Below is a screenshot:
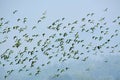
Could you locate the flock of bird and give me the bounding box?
[0,8,120,79]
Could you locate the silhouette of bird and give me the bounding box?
[13,10,18,14]
[104,8,108,12]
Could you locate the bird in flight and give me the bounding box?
[104,8,108,12]
[13,10,18,14]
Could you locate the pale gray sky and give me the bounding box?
[0,0,120,80]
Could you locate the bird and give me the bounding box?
[42,64,45,66]
[65,67,69,70]
[86,68,90,71]
[87,13,90,16]
[99,17,105,21]
[41,16,46,19]
[60,69,65,73]
[4,75,8,79]
[104,8,108,12]
[81,18,85,21]
[4,21,9,24]
[72,20,78,24]
[37,20,41,23]
[82,56,88,61]
[42,33,45,37]
[32,26,36,30]
[62,17,65,21]
[53,74,60,78]
[47,61,51,64]
[42,10,47,15]
[23,17,27,23]
[17,18,20,22]
[13,10,18,14]
[91,13,94,16]
[0,17,4,21]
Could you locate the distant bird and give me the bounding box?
[68,23,71,26]
[113,19,117,23]
[62,18,65,21]
[86,68,90,71]
[42,33,45,37]
[23,17,27,23]
[81,18,85,21]
[4,21,9,24]
[99,17,105,21]
[4,75,8,79]
[87,13,90,16]
[53,74,60,78]
[41,16,46,19]
[72,20,78,24]
[60,69,64,73]
[42,10,47,15]
[82,56,88,61]
[13,10,18,14]
[42,64,45,66]
[104,60,108,63]
[32,26,36,30]
[118,22,120,25]
[104,8,108,12]
[47,61,51,64]
[28,73,32,76]
[91,13,94,16]
[37,20,41,23]
[17,18,20,22]
[117,16,120,19]
[0,17,4,21]
[0,23,3,26]
[65,67,69,70]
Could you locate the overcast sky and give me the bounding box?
[0,0,120,80]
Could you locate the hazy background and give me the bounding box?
[0,0,120,80]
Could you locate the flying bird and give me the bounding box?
[13,10,18,14]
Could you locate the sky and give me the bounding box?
[0,0,120,80]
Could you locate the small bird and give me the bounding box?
[42,33,45,37]
[37,20,41,23]
[87,13,90,16]
[53,74,60,78]
[60,69,65,73]
[47,61,51,64]
[13,10,18,14]
[99,17,105,21]
[23,17,27,23]
[32,26,37,30]
[81,18,85,21]
[42,10,47,15]
[65,67,69,70]
[62,17,65,20]
[42,64,45,66]
[104,60,108,63]
[4,21,9,24]
[41,16,46,19]
[82,56,88,61]
[91,13,94,16]
[97,46,101,49]
[118,22,120,25]
[104,8,108,12]
[4,75,8,79]
[0,17,4,21]
[17,18,20,22]
[72,20,78,24]
[86,68,90,71]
